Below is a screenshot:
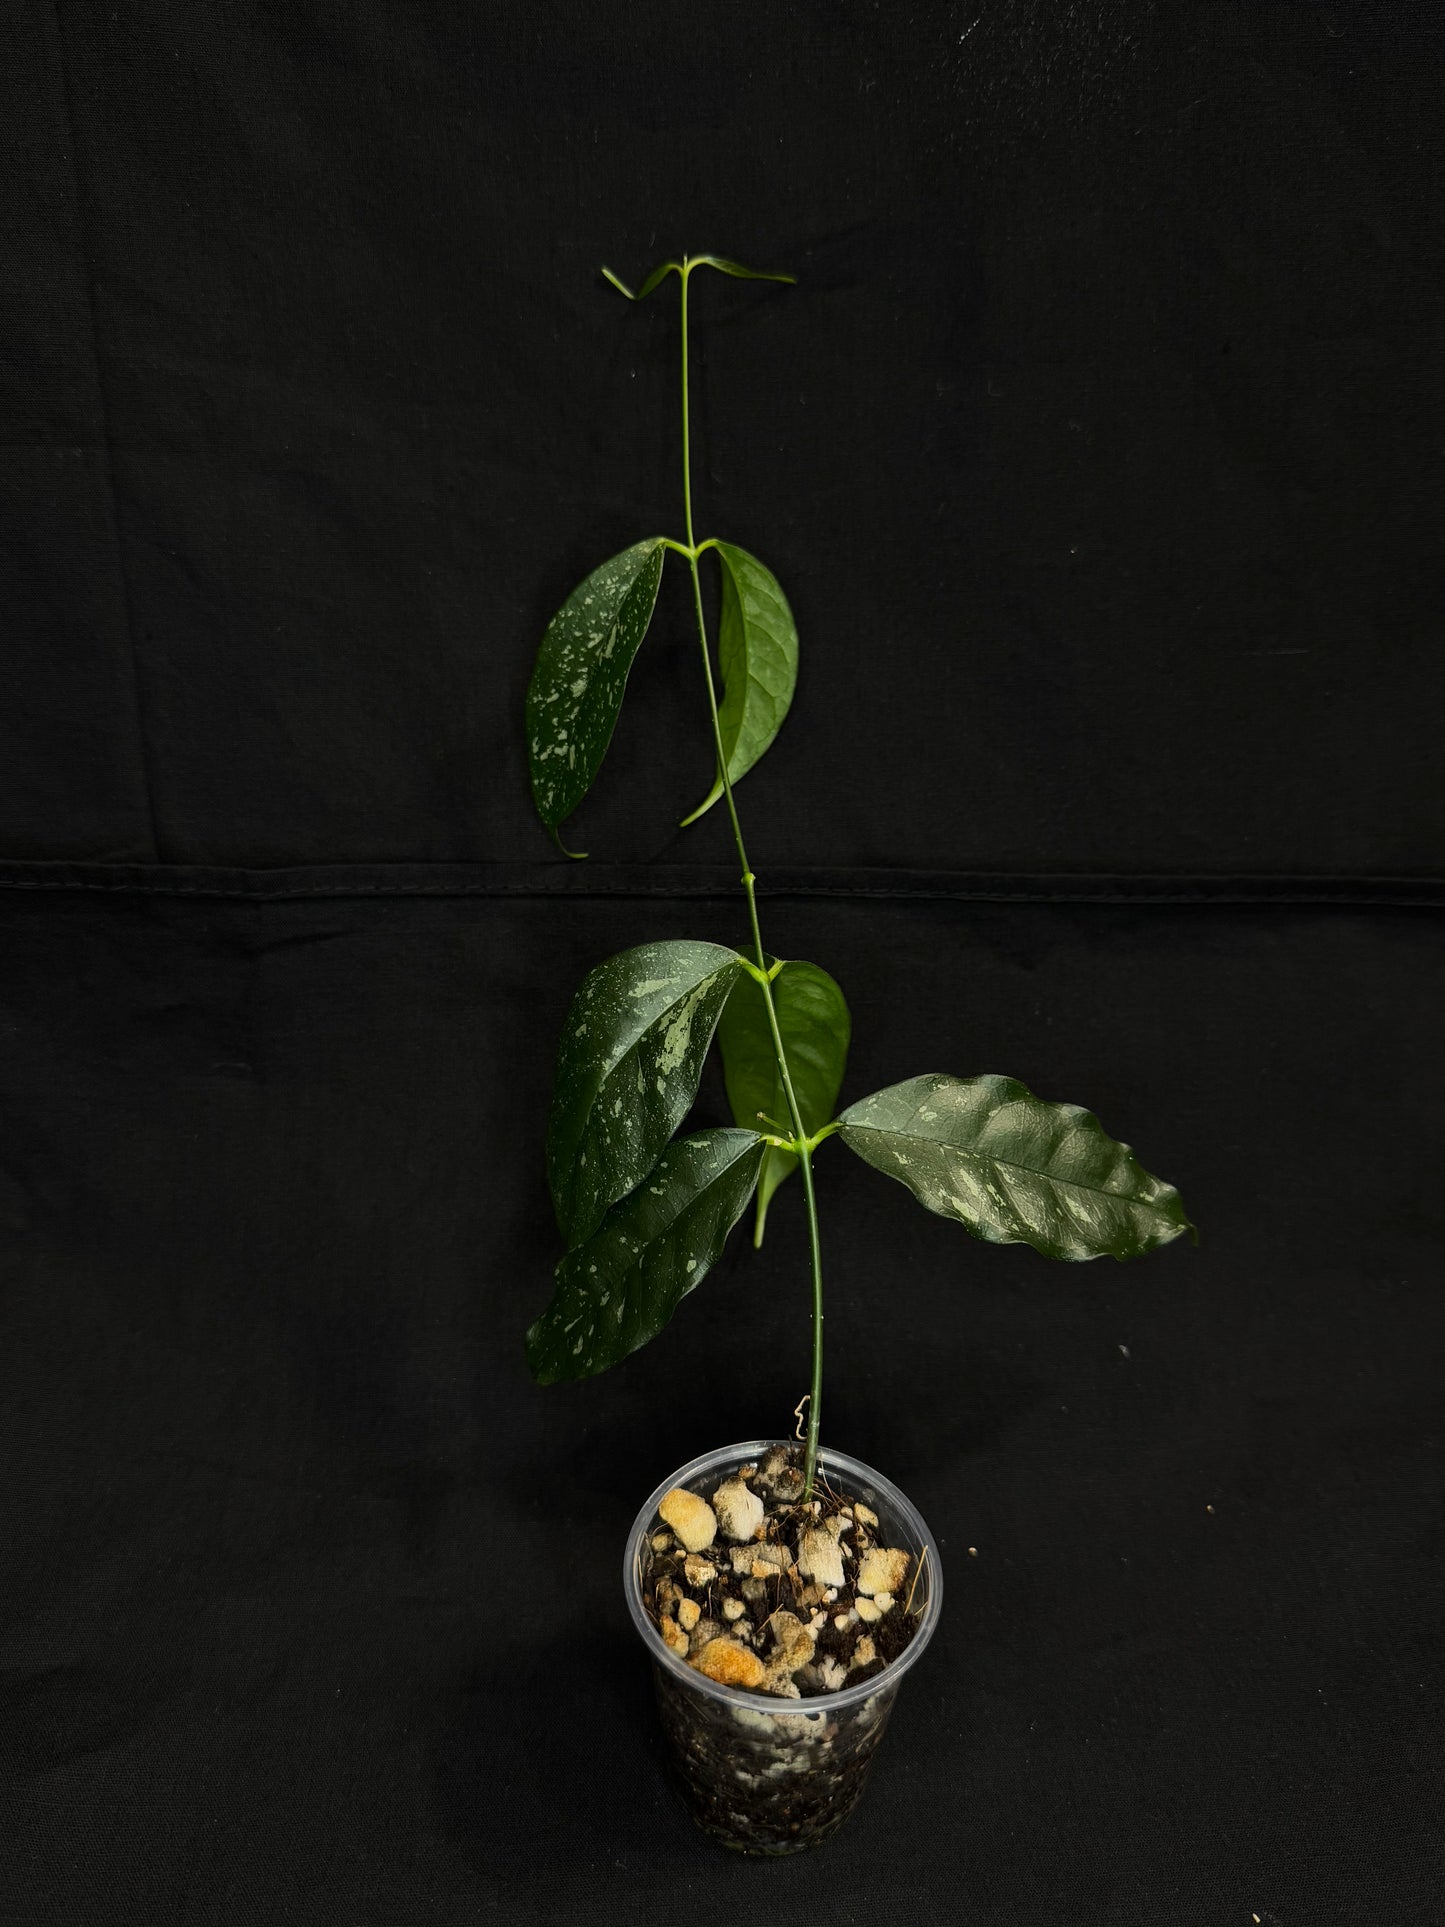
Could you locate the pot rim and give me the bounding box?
[623,1437,944,1718]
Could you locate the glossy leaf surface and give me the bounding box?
[547,940,745,1249]
[527,1129,765,1383]
[717,958,850,1244]
[526,540,665,849]
[838,1073,1193,1262]
[684,543,798,825]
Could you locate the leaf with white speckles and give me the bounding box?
[683,544,798,826]
[717,957,850,1246]
[548,940,747,1249]
[526,540,666,852]
[526,1129,765,1384]
[838,1074,1194,1262]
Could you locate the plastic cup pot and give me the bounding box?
[623,1439,943,1855]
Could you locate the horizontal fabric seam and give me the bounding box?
[0,862,1440,909]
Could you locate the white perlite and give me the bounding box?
[856,1546,910,1597]
[731,1542,789,1577]
[766,1610,816,1677]
[658,1487,717,1553]
[712,1478,765,1543]
[796,1526,846,1588]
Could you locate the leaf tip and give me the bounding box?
[549,826,588,861]
[678,780,722,829]
[599,265,635,299]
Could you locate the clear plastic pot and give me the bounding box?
[624,1439,943,1854]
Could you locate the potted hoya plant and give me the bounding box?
[523,254,1194,1854]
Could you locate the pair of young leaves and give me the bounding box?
[524,936,1194,1385]
[526,536,796,853]
[527,250,800,850]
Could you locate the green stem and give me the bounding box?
[679,259,826,1496]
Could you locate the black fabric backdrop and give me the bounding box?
[2,4,1443,1923]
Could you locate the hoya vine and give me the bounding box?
[524,254,1194,1498]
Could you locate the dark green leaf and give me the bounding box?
[527,1129,765,1383]
[683,544,799,825]
[526,540,666,851]
[838,1073,1194,1262]
[717,958,850,1244]
[548,940,747,1248]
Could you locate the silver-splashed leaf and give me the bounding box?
[547,940,748,1248]
[839,1073,1194,1262]
[527,1129,765,1383]
[526,539,666,850]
